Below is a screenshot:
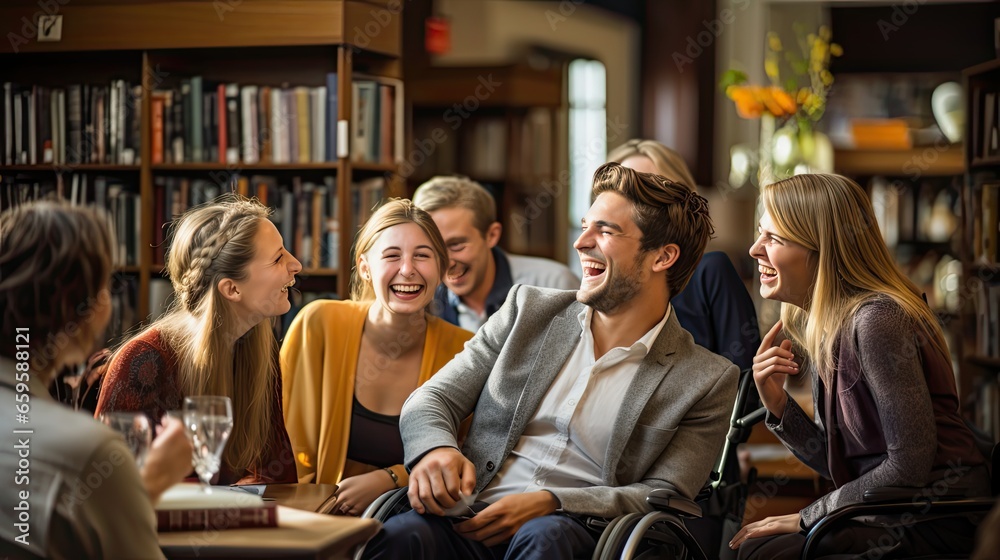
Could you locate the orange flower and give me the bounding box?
[727,85,797,119]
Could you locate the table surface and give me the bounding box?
[159,505,380,560]
[159,484,380,560]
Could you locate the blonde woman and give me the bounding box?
[608,139,760,371]
[97,195,301,485]
[731,174,990,559]
[281,199,472,515]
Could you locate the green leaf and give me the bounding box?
[719,69,748,91]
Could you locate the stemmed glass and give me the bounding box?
[99,411,153,468]
[182,396,233,493]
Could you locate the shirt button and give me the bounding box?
[486,461,495,471]
[568,399,577,406]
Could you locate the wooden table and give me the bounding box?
[262,483,339,513]
[159,484,379,559]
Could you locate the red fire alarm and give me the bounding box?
[425,16,451,55]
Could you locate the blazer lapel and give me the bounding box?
[506,305,583,445]
[602,310,681,482]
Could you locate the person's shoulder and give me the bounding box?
[114,328,171,366]
[19,401,122,472]
[298,298,367,323]
[852,294,913,334]
[510,283,579,303]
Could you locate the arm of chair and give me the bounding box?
[801,497,996,560]
[646,488,703,518]
[862,485,969,504]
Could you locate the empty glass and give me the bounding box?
[98,411,153,468]
[182,396,234,493]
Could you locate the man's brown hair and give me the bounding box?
[591,162,714,296]
[0,200,116,376]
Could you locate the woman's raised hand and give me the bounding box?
[752,320,798,418]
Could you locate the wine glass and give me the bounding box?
[182,396,233,493]
[99,411,153,468]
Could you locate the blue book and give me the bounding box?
[325,73,337,161]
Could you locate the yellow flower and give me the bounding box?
[767,32,783,52]
[830,43,843,57]
[765,59,780,80]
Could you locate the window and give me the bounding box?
[567,58,607,275]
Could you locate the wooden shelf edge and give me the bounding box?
[967,354,1000,369]
[0,0,401,56]
[1,165,141,172]
[833,146,965,176]
[152,163,342,172]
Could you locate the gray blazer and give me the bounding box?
[401,285,739,518]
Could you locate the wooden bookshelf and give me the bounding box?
[961,59,1000,440]
[0,0,405,342]
[407,63,566,261]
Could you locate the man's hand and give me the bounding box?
[407,447,476,515]
[141,416,193,504]
[728,513,801,549]
[331,469,396,516]
[453,492,560,547]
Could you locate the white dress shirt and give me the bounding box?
[476,305,671,504]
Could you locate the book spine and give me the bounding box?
[151,95,164,165]
[156,506,278,532]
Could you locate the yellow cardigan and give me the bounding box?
[279,299,472,486]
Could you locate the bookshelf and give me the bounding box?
[962,58,1000,441]
[0,0,406,343]
[406,63,566,260]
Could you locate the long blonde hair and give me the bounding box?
[763,174,950,383]
[350,198,448,302]
[128,195,276,473]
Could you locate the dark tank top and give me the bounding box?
[345,396,404,468]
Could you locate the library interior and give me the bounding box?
[1,1,999,559]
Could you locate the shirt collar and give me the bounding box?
[447,247,515,316]
[577,303,672,357]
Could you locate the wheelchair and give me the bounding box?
[798,439,998,560]
[354,367,764,560]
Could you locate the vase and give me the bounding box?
[759,117,833,186]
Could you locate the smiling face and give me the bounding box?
[427,206,500,299]
[574,192,654,314]
[358,222,442,315]
[230,219,302,320]
[749,210,817,308]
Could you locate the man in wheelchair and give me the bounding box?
[362,163,740,559]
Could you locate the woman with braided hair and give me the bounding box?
[96,195,302,485]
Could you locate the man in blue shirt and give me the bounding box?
[413,176,579,332]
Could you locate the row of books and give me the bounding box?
[869,176,960,248]
[150,74,401,166]
[975,89,1000,160]
[152,174,340,270]
[975,281,1000,359]
[975,182,1000,265]
[0,173,141,266]
[975,378,1000,443]
[2,81,141,166]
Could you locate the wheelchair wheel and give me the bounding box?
[593,512,644,560]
